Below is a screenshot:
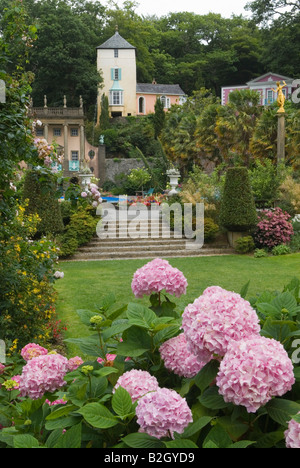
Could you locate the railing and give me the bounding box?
[30,107,84,117]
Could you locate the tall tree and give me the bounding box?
[0,0,105,111]
[153,97,165,139]
[215,89,262,167]
[245,0,300,24]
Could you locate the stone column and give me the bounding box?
[80,124,85,166]
[63,124,69,171]
[277,113,285,164]
[44,123,49,141]
[97,144,106,187]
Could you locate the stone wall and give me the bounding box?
[105,158,145,182]
[85,143,147,185]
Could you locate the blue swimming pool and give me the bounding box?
[102,196,129,203]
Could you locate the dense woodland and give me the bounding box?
[0,0,299,173]
[0,0,299,111]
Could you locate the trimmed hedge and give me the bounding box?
[219,167,257,232]
[22,169,64,236]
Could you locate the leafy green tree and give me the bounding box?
[0,0,38,223]
[99,94,110,131]
[161,89,220,173]
[245,0,300,24]
[215,89,262,167]
[153,97,165,139]
[0,0,104,111]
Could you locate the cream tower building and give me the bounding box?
[97,29,137,119]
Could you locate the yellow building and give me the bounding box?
[29,95,86,173]
[97,29,137,119]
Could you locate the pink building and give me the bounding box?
[221,72,295,106]
[136,82,186,115]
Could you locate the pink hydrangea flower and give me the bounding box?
[159,333,206,378]
[19,354,69,400]
[216,336,295,413]
[113,369,159,402]
[131,258,188,298]
[285,413,300,448]
[45,399,67,406]
[97,354,117,366]
[136,387,193,439]
[21,343,48,362]
[0,363,5,375]
[181,287,261,363]
[68,356,84,371]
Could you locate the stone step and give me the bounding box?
[77,243,205,253]
[87,237,200,246]
[67,247,235,261]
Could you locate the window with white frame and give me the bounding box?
[71,151,79,161]
[160,95,170,109]
[114,49,118,58]
[267,90,274,103]
[110,90,123,106]
[53,128,61,137]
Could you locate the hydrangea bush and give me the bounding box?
[254,207,294,250]
[0,258,300,449]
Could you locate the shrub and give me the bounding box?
[57,206,98,258]
[254,207,294,250]
[22,168,64,236]
[204,218,219,241]
[279,175,300,216]
[0,205,60,350]
[219,167,257,232]
[235,236,255,253]
[249,159,286,204]
[254,248,268,258]
[272,244,292,256]
[289,233,300,253]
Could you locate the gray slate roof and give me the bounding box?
[136,83,185,95]
[97,31,135,49]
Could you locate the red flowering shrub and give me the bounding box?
[254,207,294,249]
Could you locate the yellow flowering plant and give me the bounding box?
[0,203,61,351]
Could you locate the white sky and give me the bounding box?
[110,0,252,19]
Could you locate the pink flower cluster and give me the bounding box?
[285,413,300,448]
[254,207,294,249]
[131,258,188,298]
[113,369,159,402]
[97,354,118,366]
[0,363,5,375]
[216,336,295,413]
[81,183,102,207]
[136,387,192,439]
[21,343,48,362]
[159,333,206,378]
[33,137,63,169]
[19,354,69,400]
[45,399,67,406]
[181,286,261,363]
[68,356,84,371]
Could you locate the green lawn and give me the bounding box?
[55,253,300,356]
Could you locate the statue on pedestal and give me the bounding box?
[272,81,287,113]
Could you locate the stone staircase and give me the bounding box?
[67,213,235,261]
